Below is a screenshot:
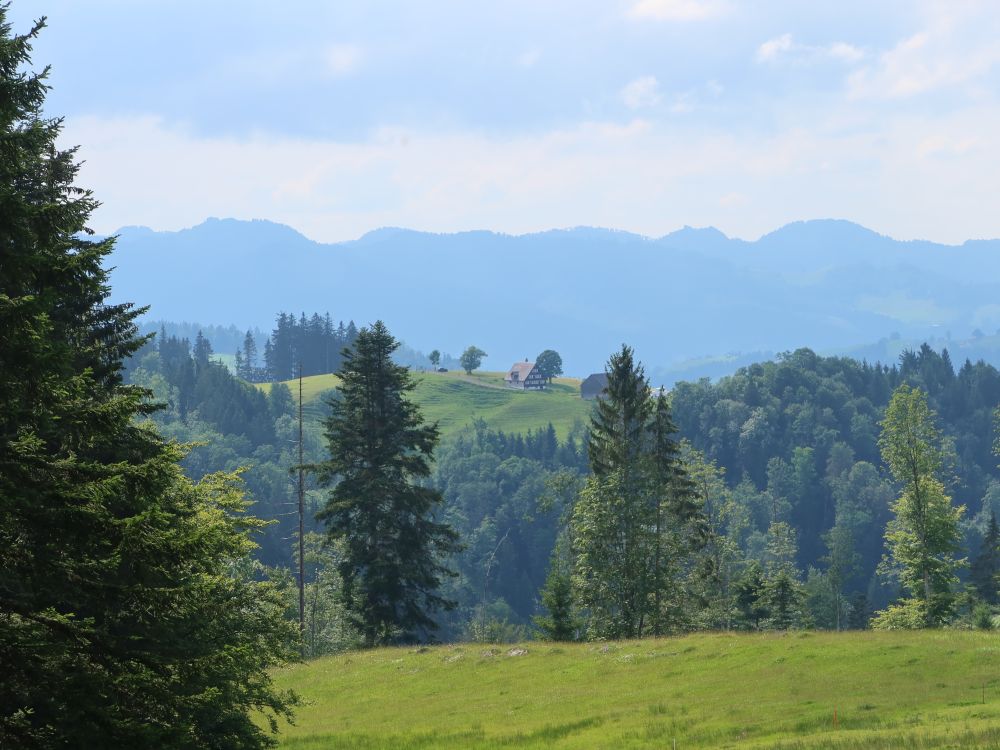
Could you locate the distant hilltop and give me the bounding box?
[106,217,1000,379]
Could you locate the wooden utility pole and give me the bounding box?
[297,365,306,650]
[481,529,510,640]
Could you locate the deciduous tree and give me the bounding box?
[460,345,486,374]
[874,385,963,627]
[535,349,563,382]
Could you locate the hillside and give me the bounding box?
[259,370,591,440]
[106,218,1000,379]
[269,631,1000,749]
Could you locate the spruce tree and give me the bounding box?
[588,345,652,478]
[646,393,702,634]
[316,321,460,646]
[242,329,258,379]
[0,13,294,747]
[971,512,1000,604]
[573,346,707,638]
[193,329,213,367]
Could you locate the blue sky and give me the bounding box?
[11,1,1000,243]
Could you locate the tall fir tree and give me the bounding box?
[573,346,706,638]
[193,329,213,367]
[242,329,258,380]
[971,512,1000,605]
[646,393,703,634]
[316,321,460,646]
[0,13,295,747]
[587,344,652,479]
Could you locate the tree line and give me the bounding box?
[235,312,360,382]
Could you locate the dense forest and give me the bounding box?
[121,323,1000,640]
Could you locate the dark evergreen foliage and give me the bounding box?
[971,511,1000,604]
[316,321,461,645]
[0,13,294,747]
[533,563,579,641]
[588,344,653,478]
[261,311,359,381]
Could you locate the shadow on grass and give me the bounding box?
[280,717,603,749]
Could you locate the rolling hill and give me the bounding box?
[268,630,1000,749]
[106,218,1000,381]
[258,370,591,440]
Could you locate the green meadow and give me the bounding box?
[270,631,1000,749]
[259,370,591,440]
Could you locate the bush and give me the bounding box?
[870,599,928,630]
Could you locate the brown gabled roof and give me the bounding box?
[505,361,536,381]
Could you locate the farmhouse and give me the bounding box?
[505,360,547,390]
[580,373,608,399]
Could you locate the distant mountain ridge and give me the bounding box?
[105,218,1000,379]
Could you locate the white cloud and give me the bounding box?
[828,42,865,64]
[628,0,727,22]
[757,34,794,63]
[621,76,661,109]
[756,34,863,65]
[325,44,362,76]
[848,29,1000,99]
[61,106,1000,245]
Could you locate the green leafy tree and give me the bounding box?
[875,385,964,627]
[535,349,563,382]
[0,13,295,747]
[460,345,486,375]
[428,349,441,368]
[317,321,461,646]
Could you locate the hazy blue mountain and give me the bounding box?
[106,218,1000,379]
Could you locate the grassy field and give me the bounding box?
[259,370,591,440]
[269,631,1000,749]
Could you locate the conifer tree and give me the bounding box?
[193,329,213,367]
[646,393,702,634]
[242,329,258,379]
[0,13,294,747]
[573,346,706,638]
[588,345,652,479]
[533,552,579,641]
[316,321,460,646]
[971,512,1000,604]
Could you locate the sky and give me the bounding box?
[10,0,1000,243]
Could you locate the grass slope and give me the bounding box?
[270,631,1000,749]
[260,371,591,440]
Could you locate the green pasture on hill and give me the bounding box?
[269,631,1000,749]
[258,371,591,440]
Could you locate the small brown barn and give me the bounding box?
[580,373,609,399]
